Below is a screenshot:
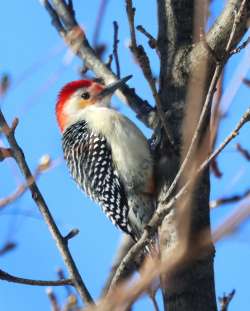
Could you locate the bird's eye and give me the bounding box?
[81,92,90,100]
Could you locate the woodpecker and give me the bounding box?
[56,76,155,240]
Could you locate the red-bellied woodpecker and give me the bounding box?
[56,76,155,240]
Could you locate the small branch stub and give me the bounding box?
[0,148,13,161]
[64,228,80,242]
[219,289,236,311]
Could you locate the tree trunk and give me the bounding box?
[155,1,248,310]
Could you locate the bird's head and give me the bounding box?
[56,75,132,131]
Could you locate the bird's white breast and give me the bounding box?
[71,106,153,191]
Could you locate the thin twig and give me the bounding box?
[0,73,11,97]
[125,0,175,150]
[0,155,57,209]
[106,54,113,70]
[92,0,109,47]
[41,0,156,128]
[0,269,73,286]
[112,21,120,78]
[161,64,222,204]
[136,25,158,50]
[219,290,236,311]
[64,228,80,243]
[0,171,39,209]
[0,147,13,161]
[41,0,66,34]
[0,242,17,256]
[86,204,250,310]
[110,107,250,287]
[213,200,250,243]
[211,70,224,146]
[236,142,250,160]
[210,71,224,178]
[210,159,223,178]
[102,201,246,311]
[210,189,250,208]
[148,290,160,311]
[161,0,248,204]
[0,110,94,305]
[230,36,250,55]
[102,235,135,295]
[243,78,250,87]
[47,288,61,311]
[57,268,73,296]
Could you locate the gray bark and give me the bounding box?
[155,1,249,310]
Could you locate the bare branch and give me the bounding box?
[0,242,17,256]
[230,36,250,55]
[236,142,250,161]
[46,288,61,311]
[92,0,110,47]
[125,0,175,150]
[219,290,236,311]
[210,189,250,208]
[64,228,80,243]
[136,25,158,51]
[41,0,156,128]
[57,268,73,296]
[112,21,120,79]
[148,289,160,311]
[210,71,224,178]
[0,268,73,286]
[0,110,94,305]
[0,73,11,97]
[162,0,249,204]
[0,147,13,161]
[41,0,66,34]
[102,235,135,295]
[210,159,223,178]
[0,155,55,209]
[213,200,250,243]
[110,107,250,287]
[190,0,249,71]
[243,78,250,87]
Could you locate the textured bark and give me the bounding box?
[155,1,249,310]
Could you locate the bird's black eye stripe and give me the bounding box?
[81,92,90,100]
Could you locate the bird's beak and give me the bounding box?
[95,75,132,100]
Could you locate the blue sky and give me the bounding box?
[0,1,250,310]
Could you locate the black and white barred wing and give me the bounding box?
[62,121,132,236]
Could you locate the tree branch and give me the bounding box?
[0,154,56,209]
[210,189,250,209]
[102,235,135,295]
[160,0,247,206]
[136,25,158,51]
[110,106,250,287]
[0,147,13,161]
[0,110,94,305]
[219,290,236,311]
[190,0,249,71]
[0,268,73,286]
[236,142,250,160]
[125,0,175,150]
[46,288,61,311]
[112,21,120,79]
[40,0,156,128]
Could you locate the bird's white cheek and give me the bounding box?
[64,97,82,115]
